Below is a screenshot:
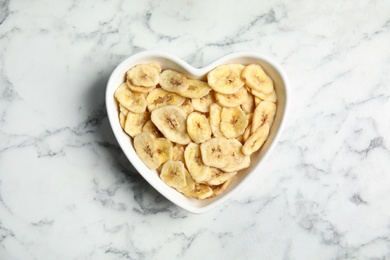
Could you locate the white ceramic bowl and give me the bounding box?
[106,51,289,214]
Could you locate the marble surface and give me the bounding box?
[0,0,390,259]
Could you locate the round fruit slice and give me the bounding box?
[160,160,187,190]
[114,83,147,113]
[179,79,212,98]
[220,106,248,139]
[242,123,270,156]
[215,86,249,107]
[124,111,150,138]
[126,80,156,93]
[184,143,215,183]
[242,64,273,94]
[146,88,185,112]
[251,101,276,133]
[186,183,213,200]
[251,88,277,103]
[191,91,215,113]
[151,106,191,145]
[186,112,211,144]
[159,69,189,93]
[134,132,163,170]
[126,62,161,87]
[221,139,250,172]
[200,137,230,168]
[207,64,245,94]
[142,120,162,138]
[205,168,237,186]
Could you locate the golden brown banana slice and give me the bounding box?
[146,88,186,112]
[126,80,157,93]
[151,106,191,145]
[191,91,215,113]
[251,101,276,133]
[172,144,186,162]
[242,64,273,94]
[134,132,163,170]
[180,79,212,98]
[186,112,212,144]
[126,62,161,87]
[251,88,277,103]
[124,111,150,138]
[186,183,213,200]
[241,91,255,114]
[160,160,187,190]
[215,87,249,107]
[205,168,237,186]
[179,98,194,115]
[242,123,270,156]
[159,69,189,93]
[119,112,126,129]
[200,137,230,168]
[210,178,233,198]
[178,171,196,195]
[184,143,214,183]
[209,103,223,137]
[220,107,248,139]
[207,64,245,94]
[142,120,162,138]
[114,83,147,113]
[221,139,250,172]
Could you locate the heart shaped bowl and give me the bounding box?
[106,51,289,214]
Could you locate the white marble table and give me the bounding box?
[1,0,390,259]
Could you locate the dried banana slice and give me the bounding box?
[114,83,147,113]
[191,91,215,113]
[200,137,230,168]
[221,139,250,172]
[124,111,150,138]
[179,98,194,115]
[215,87,249,107]
[160,160,187,190]
[134,132,163,170]
[126,80,157,93]
[206,168,237,186]
[142,120,162,138]
[127,62,161,87]
[159,69,189,93]
[178,171,196,195]
[172,144,186,162]
[186,112,212,144]
[242,123,270,156]
[146,88,186,112]
[241,91,255,114]
[252,101,276,133]
[242,123,252,143]
[180,79,211,98]
[184,143,214,183]
[210,178,233,198]
[119,104,129,116]
[151,106,191,145]
[186,183,213,200]
[251,88,277,103]
[220,107,248,139]
[207,64,245,94]
[155,138,173,164]
[209,103,223,137]
[242,64,273,94]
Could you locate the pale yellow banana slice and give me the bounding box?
[251,88,277,103]
[242,64,273,94]
[252,101,276,133]
[241,92,255,114]
[209,103,223,137]
[242,123,252,143]
[151,106,191,145]
[205,168,237,186]
[200,137,230,168]
[191,91,215,113]
[160,160,187,190]
[127,62,161,87]
[210,178,233,198]
[207,64,245,94]
[134,132,163,170]
[126,80,156,93]
[220,107,248,139]
[179,98,194,115]
[172,144,186,162]
[184,143,214,183]
[178,171,196,195]
[159,69,189,93]
[186,112,212,144]
[242,123,270,156]
[114,83,147,113]
[155,138,173,164]
[186,183,213,200]
[146,88,185,112]
[124,111,150,138]
[221,139,250,172]
[179,79,211,98]
[215,86,249,107]
[119,112,126,129]
[142,120,162,138]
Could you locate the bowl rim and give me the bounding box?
[106,50,289,214]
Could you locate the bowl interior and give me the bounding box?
[106,51,288,214]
